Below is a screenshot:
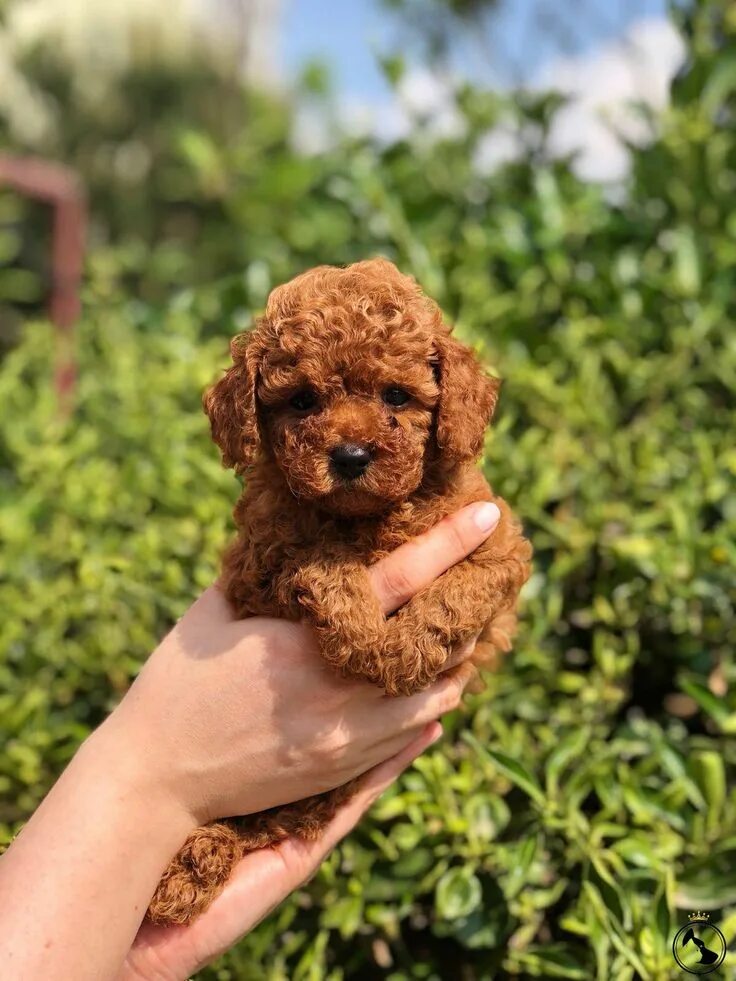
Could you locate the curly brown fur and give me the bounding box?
[147,258,532,925]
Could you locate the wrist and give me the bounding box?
[84,714,198,844]
[0,717,199,978]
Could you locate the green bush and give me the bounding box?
[1,2,735,978]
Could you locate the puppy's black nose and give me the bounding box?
[330,443,372,480]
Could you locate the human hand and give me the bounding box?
[122,724,442,980]
[101,500,499,829]
[0,502,499,981]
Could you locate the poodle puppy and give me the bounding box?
[147,258,532,925]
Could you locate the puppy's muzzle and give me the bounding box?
[330,443,373,481]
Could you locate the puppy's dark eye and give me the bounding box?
[382,386,411,407]
[289,389,319,412]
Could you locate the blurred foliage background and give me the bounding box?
[1,0,735,978]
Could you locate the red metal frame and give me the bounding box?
[0,156,86,398]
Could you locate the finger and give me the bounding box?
[188,583,235,623]
[311,722,443,852]
[465,670,487,695]
[364,642,479,752]
[441,633,479,672]
[368,502,500,614]
[385,660,478,732]
[366,660,482,767]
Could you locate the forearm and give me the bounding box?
[0,719,194,980]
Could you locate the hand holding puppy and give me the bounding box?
[109,501,500,829]
[0,504,498,981]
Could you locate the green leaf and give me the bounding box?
[378,54,405,87]
[653,885,671,946]
[679,678,732,730]
[690,750,726,824]
[435,867,483,920]
[701,51,736,115]
[672,227,701,296]
[503,835,539,900]
[320,896,363,939]
[545,726,591,794]
[463,733,545,806]
[514,945,590,979]
[675,850,736,909]
[465,793,511,841]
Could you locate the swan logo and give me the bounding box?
[672,912,726,975]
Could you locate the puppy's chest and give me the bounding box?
[240,511,428,619]
[229,468,487,620]
[265,515,409,571]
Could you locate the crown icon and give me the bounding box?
[688,911,710,923]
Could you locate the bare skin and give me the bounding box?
[0,501,499,981]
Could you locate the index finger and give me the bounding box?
[368,502,500,614]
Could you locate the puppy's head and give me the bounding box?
[204,258,498,517]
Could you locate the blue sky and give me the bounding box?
[280,0,683,182]
[281,0,669,101]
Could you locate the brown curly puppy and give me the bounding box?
[147,258,532,925]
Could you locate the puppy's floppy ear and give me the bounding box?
[432,330,500,462]
[203,332,263,472]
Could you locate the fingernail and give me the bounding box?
[472,502,500,533]
[428,722,443,746]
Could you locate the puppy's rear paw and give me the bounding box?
[480,610,518,654]
[147,822,242,925]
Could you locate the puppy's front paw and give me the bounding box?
[290,563,387,682]
[378,626,453,695]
